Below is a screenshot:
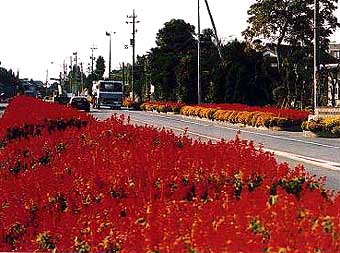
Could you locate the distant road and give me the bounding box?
[0,103,8,117]
[91,109,340,191]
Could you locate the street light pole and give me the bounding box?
[313,0,319,113]
[197,0,201,104]
[106,32,114,79]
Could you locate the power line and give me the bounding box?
[204,0,223,63]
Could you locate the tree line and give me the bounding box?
[117,0,339,108]
[0,66,18,98]
[3,0,340,108]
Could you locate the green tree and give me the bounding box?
[137,19,273,105]
[0,66,18,97]
[95,56,106,80]
[85,73,97,95]
[243,0,339,59]
[243,0,339,107]
[221,40,272,105]
[199,29,224,103]
[134,55,151,101]
[148,19,196,102]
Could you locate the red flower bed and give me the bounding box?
[0,96,339,252]
[198,103,310,122]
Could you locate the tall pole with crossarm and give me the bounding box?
[127,9,140,100]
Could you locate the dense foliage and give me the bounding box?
[184,104,310,121]
[0,66,18,98]
[140,101,185,113]
[0,96,339,252]
[181,107,304,130]
[302,116,340,137]
[140,101,309,129]
[243,0,340,108]
[136,19,273,105]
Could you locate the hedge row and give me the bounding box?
[140,102,340,137]
[181,106,302,129]
[195,103,310,121]
[302,116,340,137]
[122,98,141,110]
[140,101,185,114]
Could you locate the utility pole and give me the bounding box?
[197,0,201,104]
[314,0,319,113]
[126,9,140,100]
[90,44,97,74]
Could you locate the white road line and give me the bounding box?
[221,126,340,150]
[130,118,340,172]
[129,111,340,150]
[126,110,211,127]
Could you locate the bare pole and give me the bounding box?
[109,34,111,79]
[198,0,201,104]
[133,10,135,99]
[314,0,319,113]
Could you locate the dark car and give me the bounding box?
[69,96,90,112]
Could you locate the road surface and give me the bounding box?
[91,108,340,191]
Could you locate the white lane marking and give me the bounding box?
[128,110,340,150]
[221,125,340,150]
[144,111,340,149]
[262,149,340,172]
[130,118,340,171]
[126,110,211,127]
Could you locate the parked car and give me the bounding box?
[69,96,90,112]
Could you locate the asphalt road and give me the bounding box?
[91,109,340,191]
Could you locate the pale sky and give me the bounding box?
[0,0,339,81]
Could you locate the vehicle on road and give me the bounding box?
[69,96,90,112]
[92,80,123,109]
